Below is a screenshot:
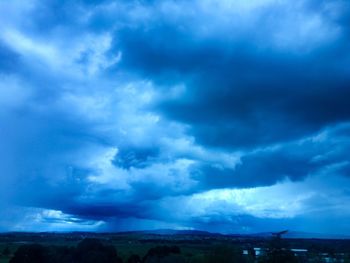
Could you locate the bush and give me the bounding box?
[10,244,51,263]
[74,238,123,263]
[2,246,11,256]
[143,245,182,263]
[258,238,298,263]
[127,254,141,263]
[188,254,208,263]
[206,245,244,263]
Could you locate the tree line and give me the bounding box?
[8,237,301,263]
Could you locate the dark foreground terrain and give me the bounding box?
[1,231,350,262]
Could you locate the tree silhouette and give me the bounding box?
[258,237,298,263]
[2,246,11,257]
[127,254,141,263]
[206,244,244,263]
[74,238,123,263]
[10,244,51,263]
[142,245,182,263]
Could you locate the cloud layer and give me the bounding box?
[0,0,350,234]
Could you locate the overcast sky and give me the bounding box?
[1,0,350,234]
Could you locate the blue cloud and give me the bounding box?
[0,0,350,234]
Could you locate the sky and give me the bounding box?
[0,0,350,235]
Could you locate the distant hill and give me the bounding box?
[246,231,350,239]
[116,229,221,236]
[285,231,350,239]
[116,229,350,240]
[2,229,350,240]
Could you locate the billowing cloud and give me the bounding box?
[0,0,350,234]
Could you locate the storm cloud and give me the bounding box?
[0,0,350,234]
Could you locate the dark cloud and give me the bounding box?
[113,146,159,169]
[63,203,146,220]
[1,0,350,233]
[160,71,350,149]
[114,0,350,149]
[191,139,342,189]
[117,24,223,78]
